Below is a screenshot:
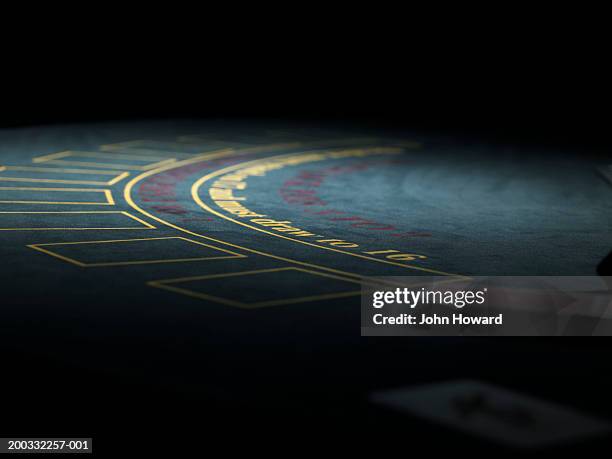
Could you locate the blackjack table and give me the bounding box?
[1,120,611,453]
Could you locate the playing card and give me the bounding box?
[371,380,611,448]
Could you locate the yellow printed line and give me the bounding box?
[0,176,128,186]
[0,166,130,186]
[124,144,370,280]
[248,291,362,308]
[0,187,114,205]
[32,151,74,162]
[120,212,156,229]
[190,150,463,277]
[146,283,247,308]
[27,245,90,267]
[123,140,464,280]
[28,236,245,267]
[104,190,115,205]
[0,211,155,231]
[41,158,176,171]
[107,172,130,186]
[3,166,126,175]
[149,282,362,309]
[0,186,107,191]
[151,266,371,285]
[34,151,173,162]
[99,140,206,158]
[148,267,365,309]
[29,236,203,246]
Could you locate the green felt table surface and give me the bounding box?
[0,120,610,452]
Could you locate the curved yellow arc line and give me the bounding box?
[189,151,463,277]
[123,140,464,278]
[122,144,364,279]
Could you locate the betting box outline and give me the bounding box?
[31,150,177,171]
[0,211,155,231]
[99,139,202,158]
[0,165,129,186]
[147,266,364,309]
[27,236,246,267]
[0,187,115,205]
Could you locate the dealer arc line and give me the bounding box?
[121,140,465,278]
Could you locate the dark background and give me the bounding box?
[2,16,611,456]
[3,14,610,150]
[4,63,609,148]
